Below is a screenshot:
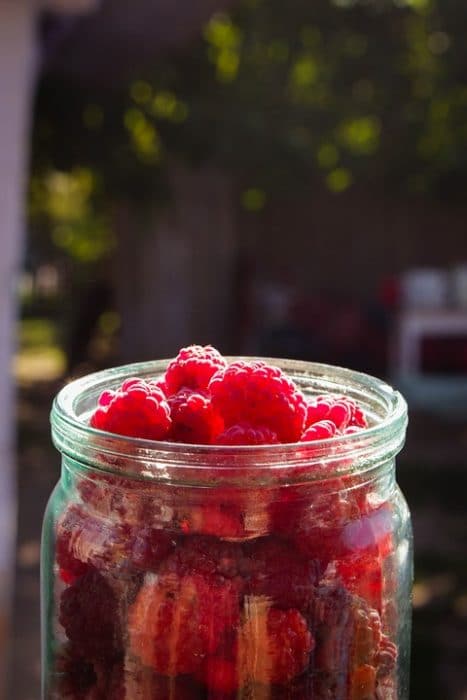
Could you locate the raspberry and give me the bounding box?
[55,647,97,698]
[243,537,319,611]
[196,656,239,693]
[301,419,337,441]
[164,345,227,395]
[267,673,317,699]
[306,395,367,432]
[122,665,205,700]
[240,598,314,685]
[350,404,367,429]
[55,506,91,583]
[57,503,177,581]
[311,582,395,696]
[349,664,377,699]
[177,501,246,539]
[341,502,393,556]
[336,502,394,610]
[128,569,241,676]
[90,378,171,440]
[130,525,175,571]
[273,484,360,563]
[335,552,383,613]
[168,389,224,444]
[59,568,122,662]
[92,661,125,700]
[375,635,398,679]
[345,425,364,435]
[56,504,133,576]
[77,472,160,526]
[209,360,307,443]
[214,423,279,445]
[163,535,244,581]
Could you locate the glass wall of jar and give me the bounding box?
[42,359,411,700]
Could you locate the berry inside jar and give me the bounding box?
[50,346,404,700]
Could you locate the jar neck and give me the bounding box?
[51,358,407,489]
[60,452,397,504]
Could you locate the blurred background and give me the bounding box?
[1,0,467,698]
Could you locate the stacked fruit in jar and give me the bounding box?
[52,346,398,699]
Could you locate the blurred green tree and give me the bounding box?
[29,0,467,359]
[33,0,467,200]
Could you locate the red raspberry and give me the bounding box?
[350,403,367,429]
[59,568,122,662]
[301,419,337,441]
[128,569,241,676]
[345,425,364,435]
[164,345,227,395]
[163,535,244,581]
[177,501,246,539]
[376,635,398,679]
[243,537,319,611]
[335,501,393,611]
[55,507,91,583]
[349,664,377,699]
[90,378,171,440]
[92,661,125,700]
[55,647,97,698]
[311,582,394,695]
[109,658,205,699]
[168,389,224,444]
[209,361,307,443]
[57,504,176,579]
[306,395,367,432]
[56,504,133,576]
[130,526,175,572]
[335,552,383,613]
[196,656,239,693]
[76,471,161,526]
[267,673,316,699]
[214,422,279,445]
[341,501,393,557]
[272,483,360,564]
[240,599,314,685]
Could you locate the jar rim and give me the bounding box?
[51,358,408,485]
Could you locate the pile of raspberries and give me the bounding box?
[90,344,367,445]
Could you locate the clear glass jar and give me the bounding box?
[42,359,411,700]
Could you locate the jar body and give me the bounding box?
[42,360,412,699]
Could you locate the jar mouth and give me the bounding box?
[51,358,407,485]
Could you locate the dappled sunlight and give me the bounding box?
[14,319,66,384]
[13,348,65,385]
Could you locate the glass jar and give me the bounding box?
[42,359,411,700]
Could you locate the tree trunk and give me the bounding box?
[115,164,238,362]
[0,0,37,692]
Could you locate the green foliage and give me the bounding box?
[29,168,113,263]
[31,0,467,211]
